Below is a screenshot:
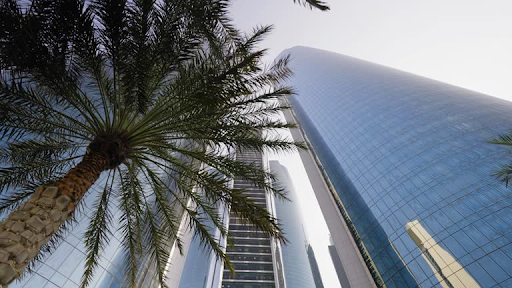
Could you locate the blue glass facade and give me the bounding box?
[284,46,512,287]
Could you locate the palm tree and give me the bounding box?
[0,0,303,286]
[490,134,512,185]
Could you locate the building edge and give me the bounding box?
[281,100,378,288]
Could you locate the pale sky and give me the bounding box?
[231,1,512,287]
[231,0,512,101]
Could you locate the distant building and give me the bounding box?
[174,149,288,288]
[327,236,350,288]
[270,161,317,288]
[306,244,323,288]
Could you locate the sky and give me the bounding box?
[231,1,512,287]
[231,0,512,101]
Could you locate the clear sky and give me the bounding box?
[231,0,512,101]
[231,1,512,287]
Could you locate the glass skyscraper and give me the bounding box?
[281,46,512,287]
[270,160,317,288]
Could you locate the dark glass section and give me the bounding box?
[227,246,271,254]
[223,272,275,281]
[232,263,274,271]
[284,46,512,288]
[228,254,273,262]
[222,283,276,288]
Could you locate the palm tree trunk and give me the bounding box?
[0,152,108,286]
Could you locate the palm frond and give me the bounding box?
[490,133,512,146]
[0,156,81,192]
[142,200,172,288]
[117,166,144,287]
[293,0,330,11]
[493,164,512,187]
[81,172,115,288]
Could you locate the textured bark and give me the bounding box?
[0,152,107,286]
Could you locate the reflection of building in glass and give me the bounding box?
[270,160,317,288]
[306,244,324,288]
[281,46,512,287]
[406,220,479,288]
[328,236,350,288]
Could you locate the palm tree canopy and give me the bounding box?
[0,0,304,286]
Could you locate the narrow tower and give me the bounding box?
[221,149,285,288]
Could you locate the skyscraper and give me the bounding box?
[270,160,317,288]
[220,149,285,288]
[281,46,512,287]
[305,244,324,288]
[327,236,350,288]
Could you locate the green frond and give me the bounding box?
[490,133,512,146]
[0,156,81,192]
[81,173,115,288]
[141,166,184,253]
[1,139,85,165]
[142,202,172,288]
[182,197,234,274]
[293,0,330,11]
[0,187,35,215]
[117,167,144,287]
[228,189,286,243]
[493,163,512,187]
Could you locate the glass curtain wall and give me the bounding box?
[282,46,512,287]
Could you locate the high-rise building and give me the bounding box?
[281,46,512,287]
[305,244,324,288]
[219,149,285,288]
[327,236,350,288]
[270,160,317,288]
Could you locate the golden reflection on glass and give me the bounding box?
[406,220,480,288]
